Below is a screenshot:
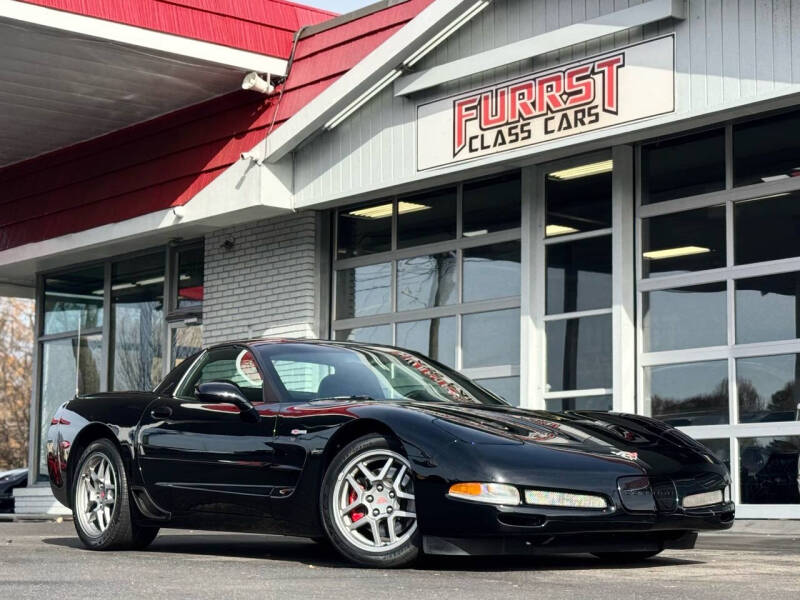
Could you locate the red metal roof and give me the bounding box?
[0,0,435,253]
[17,0,336,58]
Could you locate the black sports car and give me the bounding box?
[47,340,734,567]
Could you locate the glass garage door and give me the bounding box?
[637,111,800,518]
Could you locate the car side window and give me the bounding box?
[272,360,335,401]
[176,346,264,403]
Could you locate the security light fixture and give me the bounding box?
[548,160,614,181]
[241,71,274,95]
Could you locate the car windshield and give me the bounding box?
[253,343,508,406]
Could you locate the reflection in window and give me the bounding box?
[111,253,164,391]
[697,439,731,471]
[642,206,726,277]
[40,335,102,473]
[335,324,392,345]
[176,246,204,310]
[645,360,729,426]
[642,129,725,203]
[643,283,727,352]
[734,192,800,265]
[397,253,456,311]
[336,263,391,319]
[739,436,800,504]
[737,354,800,423]
[736,272,800,344]
[476,376,520,406]
[462,309,520,368]
[43,266,104,335]
[172,325,203,368]
[463,241,521,302]
[546,236,611,314]
[545,395,612,412]
[397,187,456,248]
[734,110,800,186]
[396,317,456,367]
[337,200,392,258]
[462,172,521,236]
[545,166,611,237]
[546,314,612,392]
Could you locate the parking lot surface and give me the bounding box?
[1,521,798,600]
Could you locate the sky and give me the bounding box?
[302,0,376,14]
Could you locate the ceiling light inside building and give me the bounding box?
[347,201,430,219]
[545,224,579,237]
[548,160,613,181]
[643,246,710,260]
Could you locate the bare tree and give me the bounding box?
[0,297,34,470]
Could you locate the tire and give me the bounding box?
[320,434,420,567]
[592,550,662,562]
[71,438,159,550]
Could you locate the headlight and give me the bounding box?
[525,489,608,509]
[724,485,731,503]
[682,489,724,508]
[447,482,521,505]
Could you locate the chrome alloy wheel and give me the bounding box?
[331,449,417,553]
[75,453,117,537]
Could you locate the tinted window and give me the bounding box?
[179,346,263,403]
[336,263,391,319]
[397,253,457,311]
[545,168,611,237]
[43,265,104,335]
[546,236,611,314]
[462,309,520,368]
[736,272,800,344]
[396,317,456,367]
[546,314,612,392]
[475,376,520,406]
[739,436,800,504]
[734,111,800,186]
[642,206,726,277]
[645,360,729,426]
[337,200,392,258]
[462,172,521,236]
[734,191,800,265]
[643,283,727,352]
[176,246,204,309]
[463,241,521,302]
[546,395,612,412]
[397,187,456,248]
[335,325,392,345]
[737,354,800,424]
[642,129,725,203]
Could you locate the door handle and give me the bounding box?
[150,406,172,419]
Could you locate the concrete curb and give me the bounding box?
[700,519,800,536]
[0,513,72,522]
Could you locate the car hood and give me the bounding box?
[407,402,720,469]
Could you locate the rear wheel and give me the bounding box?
[321,434,419,567]
[592,550,662,562]
[72,438,159,550]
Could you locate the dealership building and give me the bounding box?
[1,0,799,518]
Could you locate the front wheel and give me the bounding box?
[320,434,419,567]
[72,438,158,550]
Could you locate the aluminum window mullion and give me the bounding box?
[544,388,613,399]
[37,328,104,343]
[639,345,730,367]
[730,339,800,359]
[101,261,111,392]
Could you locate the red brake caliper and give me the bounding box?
[349,488,365,522]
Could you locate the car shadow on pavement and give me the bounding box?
[42,534,702,571]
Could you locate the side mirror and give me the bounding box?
[195,381,259,421]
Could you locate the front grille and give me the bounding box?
[652,481,678,513]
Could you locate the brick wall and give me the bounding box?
[202,212,326,346]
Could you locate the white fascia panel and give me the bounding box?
[394,0,685,96]
[0,0,287,75]
[264,0,476,163]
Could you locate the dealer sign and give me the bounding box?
[416,35,674,171]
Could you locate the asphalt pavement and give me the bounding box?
[1,521,798,600]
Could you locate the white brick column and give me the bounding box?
[202,211,328,346]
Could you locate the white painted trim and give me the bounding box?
[265,0,476,162]
[0,156,294,280]
[394,0,686,97]
[0,0,287,75]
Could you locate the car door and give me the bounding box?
[136,345,281,518]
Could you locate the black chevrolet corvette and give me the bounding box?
[47,340,734,567]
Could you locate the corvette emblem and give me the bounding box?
[611,450,638,461]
